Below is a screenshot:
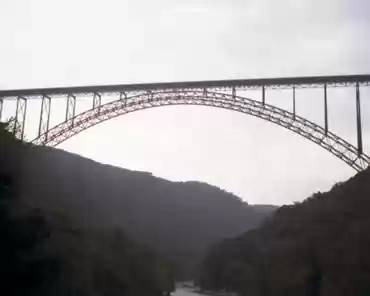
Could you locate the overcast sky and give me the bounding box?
[1,0,369,205]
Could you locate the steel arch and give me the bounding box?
[32,90,370,172]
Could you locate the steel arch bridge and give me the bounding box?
[0,75,369,172]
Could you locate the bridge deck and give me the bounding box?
[1,74,370,99]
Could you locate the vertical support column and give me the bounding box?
[356,82,363,155]
[292,85,296,120]
[93,92,101,114]
[147,90,153,102]
[324,83,328,135]
[0,98,3,121]
[66,94,76,126]
[232,86,236,101]
[14,96,27,140]
[38,95,51,144]
[120,92,127,107]
[262,85,265,106]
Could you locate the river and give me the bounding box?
[172,287,237,296]
[172,288,205,296]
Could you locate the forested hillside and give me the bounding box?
[199,166,370,296]
[1,123,174,295]
[0,122,275,282]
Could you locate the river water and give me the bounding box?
[172,288,205,296]
[172,287,237,296]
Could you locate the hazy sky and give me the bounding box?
[1,0,369,205]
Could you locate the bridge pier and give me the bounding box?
[66,94,76,127]
[324,84,328,135]
[93,92,101,111]
[0,98,3,121]
[356,83,363,155]
[38,95,51,142]
[293,85,296,120]
[119,92,127,107]
[14,97,27,140]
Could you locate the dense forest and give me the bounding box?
[4,118,370,296]
[0,122,175,295]
[1,121,275,295]
[198,165,370,296]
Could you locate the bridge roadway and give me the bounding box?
[1,74,370,98]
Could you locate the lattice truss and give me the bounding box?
[0,76,369,172]
[2,96,28,140]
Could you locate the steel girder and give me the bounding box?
[0,98,3,121]
[37,95,51,143]
[31,90,370,172]
[14,97,27,140]
[1,75,370,99]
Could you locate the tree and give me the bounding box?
[0,123,59,295]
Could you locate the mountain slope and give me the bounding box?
[199,167,370,296]
[5,134,275,279]
[1,123,174,296]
